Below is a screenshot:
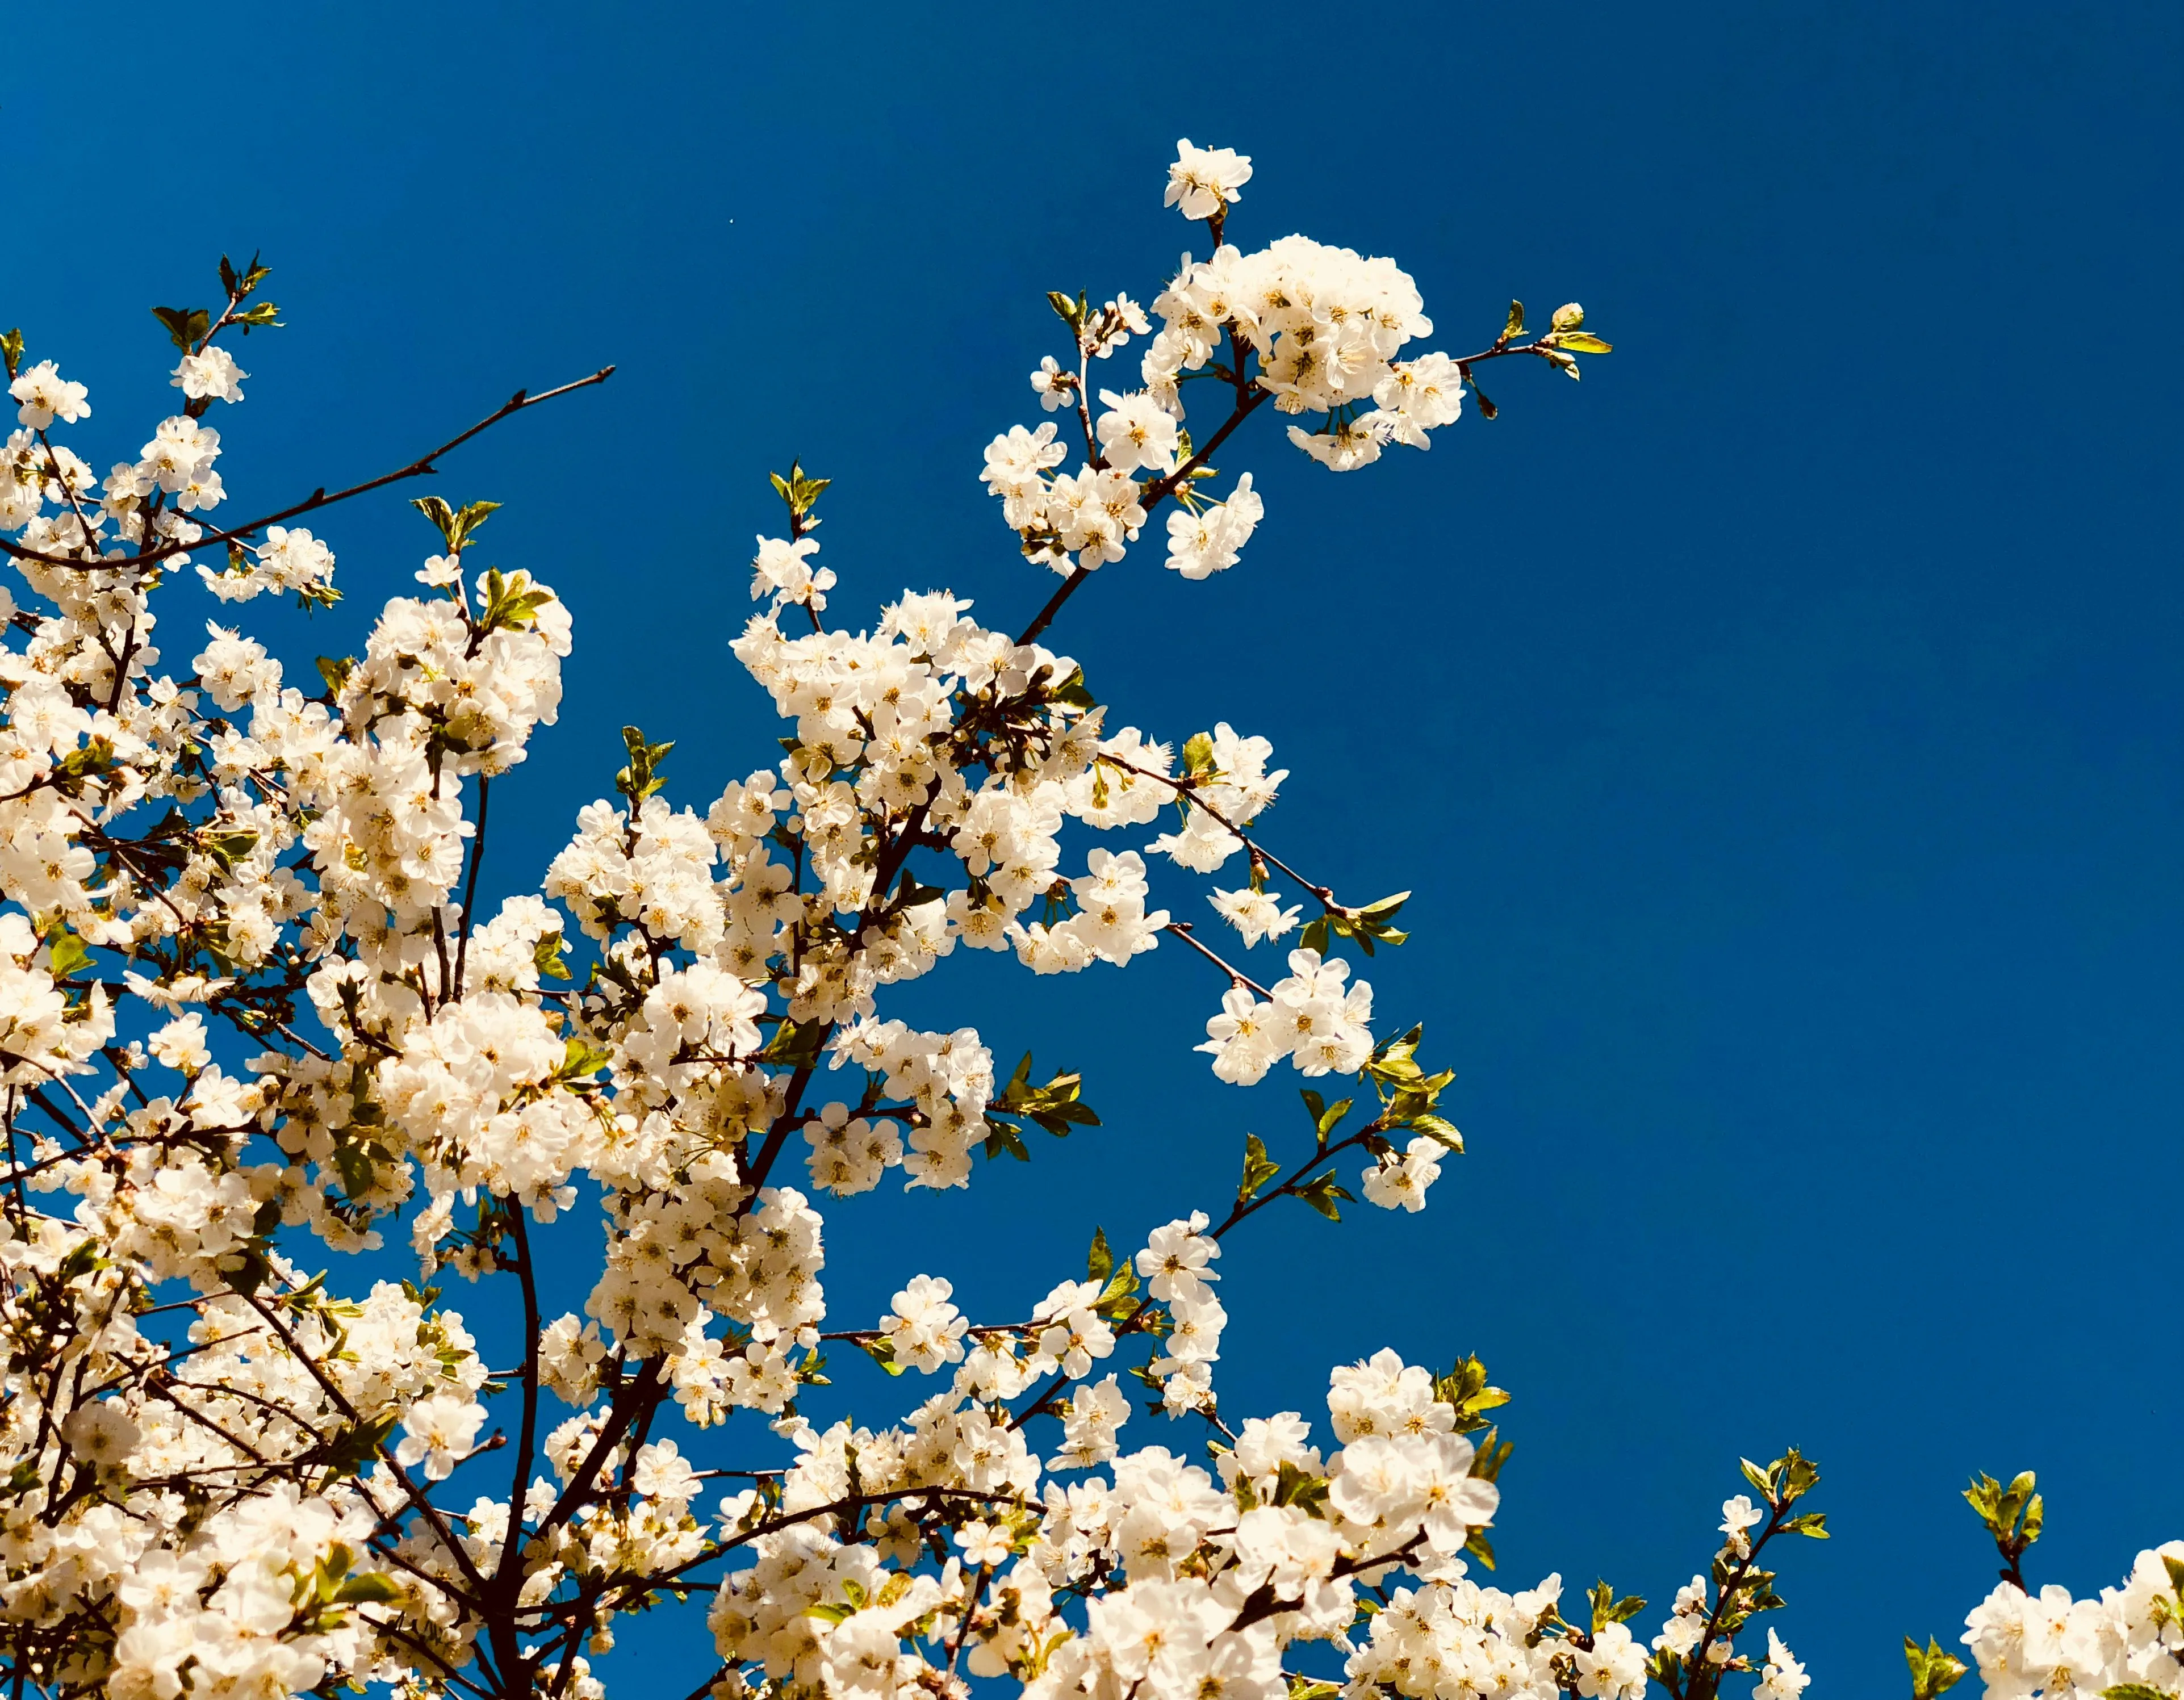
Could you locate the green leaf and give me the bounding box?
[53,737,119,794]
[1092,1250,1144,1320]
[333,1572,405,1605]
[43,926,91,981]
[857,1337,906,1376]
[152,305,211,352]
[1503,300,1525,341]
[533,931,571,981]
[1095,1254,1140,1319]
[993,1054,1100,1140]
[1587,1583,1646,1636]
[1557,332,1614,354]
[309,1413,395,1483]
[331,1141,376,1203]
[0,329,22,380]
[1181,732,1217,778]
[1292,1172,1351,1221]
[1433,1355,1512,1431]
[411,495,501,555]
[1237,1133,1282,1203]
[616,723,675,803]
[759,1019,826,1069]
[203,830,260,872]
[1047,665,1099,711]
[2102,1686,2174,1700]
[1741,1456,1776,1503]
[1408,1113,1463,1152]
[1904,1636,1969,1700]
[1087,1226,1114,1284]
[1270,1461,1329,1514]
[1299,914,1331,954]
[982,1120,1030,1162]
[412,495,456,541]
[219,251,271,299]
[1551,302,1585,332]
[315,655,354,697]
[452,499,501,547]
[1784,1511,1829,1539]
[770,460,831,520]
[1465,1527,1497,1570]
[1466,369,1499,420]
[558,1036,613,1081]
[1964,1472,2000,1523]
[476,564,555,637]
[1299,1093,1351,1148]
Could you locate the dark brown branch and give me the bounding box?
[1016,386,1271,647]
[0,367,616,572]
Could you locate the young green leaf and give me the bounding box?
[1903,1636,1968,1700]
[1237,1133,1282,1203]
[152,305,211,352]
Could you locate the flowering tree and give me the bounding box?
[0,139,2172,1700]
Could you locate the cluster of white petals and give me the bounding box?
[1961,1546,2184,1699]
[0,139,2144,1700]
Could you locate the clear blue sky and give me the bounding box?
[11,2,2179,1691]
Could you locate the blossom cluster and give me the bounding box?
[0,139,2147,1700]
[1960,1547,2184,1698]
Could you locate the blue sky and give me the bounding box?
[10,1,2180,1691]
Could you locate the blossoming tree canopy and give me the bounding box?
[0,139,2173,1700]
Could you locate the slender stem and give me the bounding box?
[1107,752,1336,905]
[1162,921,1272,999]
[238,1291,495,1605]
[947,1560,994,1673]
[495,1208,545,1677]
[1684,1496,1795,1700]
[1016,386,1270,647]
[453,774,491,998]
[1,367,617,572]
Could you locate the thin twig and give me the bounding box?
[1,368,616,572]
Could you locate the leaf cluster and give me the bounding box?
[475,566,557,638]
[153,252,280,353]
[982,1052,1099,1161]
[769,460,830,527]
[1082,1227,1141,1320]
[1299,891,1409,957]
[412,495,501,556]
[1964,1469,2043,1580]
[1362,1025,1462,1150]
[616,725,676,806]
[1903,1636,1969,1700]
